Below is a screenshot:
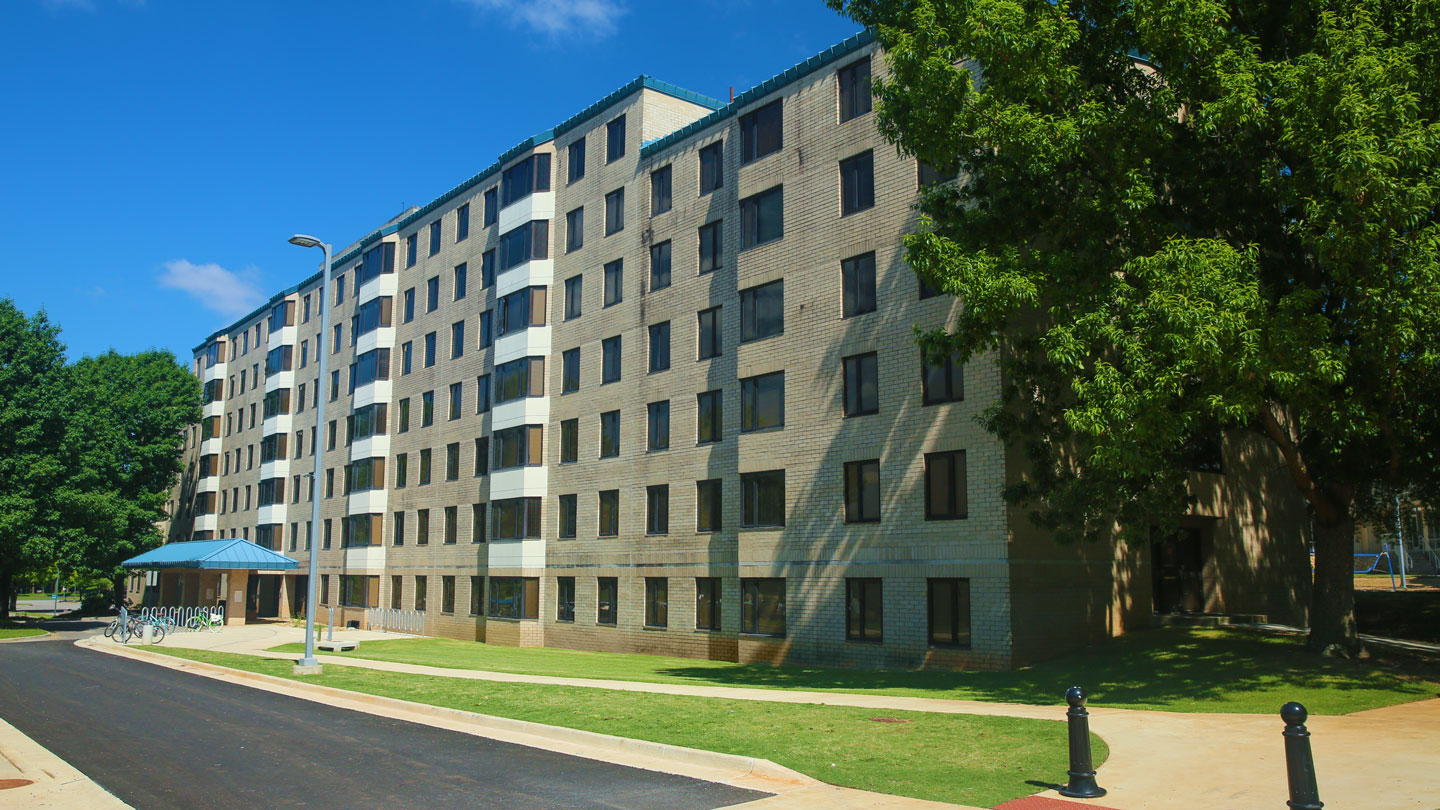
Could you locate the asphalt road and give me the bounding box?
[0,639,767,810]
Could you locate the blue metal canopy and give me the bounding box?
[121,539,298,570]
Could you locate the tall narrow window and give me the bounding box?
[928,578,971,647]
[842,252,876,317]
[429,220,441,256]
[698,220,722,274]
[476,374,491,413]
[740,372,784,432]
[646,486,669,535]
[426,276,439,312]
[558,494,577,538]
[741,470,785,527]
[406,233,418,267]
[450,321,465,359]
[699,142,723,195]
[604,259,623,306]
[739,100,783,164]
[472,503,487,542]
[645,577,668,627]
[557,577,576,621]
[696,479,722,531]
[602,336,621,383]
[651,165,672,215]
[456,203,470,242]
[648,322,670,372]
[568,137,585,182]
[844,459,881,523]
[560,418,578,463]
[599,410,620,458]
[740,187,783,248]
[483,187,497,225]
[649,241,671,291]
[470,576,484,613]
[838,56,873,122]
[474,437,489,476]
[605,188,625,235]
[697,307,721,360]
[606,115,626,162]
[840,151,876,215]
[647,401,669,451]
[844,352,879,416]
[562,348,580,393]
[740,280,783,342]
[695,577,721,630]
[403,288,415,323]
[565,275,583,320]
[597,577,618,624]
[598,491,619,537]
[453,262,467,300]
[697,390,722,444]
[925,449,968,519]
[566,207,584,252]
[846,578,883,641]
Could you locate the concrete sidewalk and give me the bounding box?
[114,625,1440,809]
[0,715,132,810]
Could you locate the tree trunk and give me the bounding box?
[0,568,11,620]
[1309,513,1359,655]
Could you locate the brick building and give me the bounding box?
[159,32,1309,670]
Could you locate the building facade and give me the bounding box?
[161,32,1308,670]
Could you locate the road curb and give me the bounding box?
[78,637,817,795]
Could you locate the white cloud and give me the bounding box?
[455,0,626,37]
[158,259,266,318]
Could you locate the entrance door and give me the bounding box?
[1153,527,1206,614]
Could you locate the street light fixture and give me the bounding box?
[288,233,331,675]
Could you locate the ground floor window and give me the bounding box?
[927,578,971,647]
[845,578,882,642]
[741,578,785,636]
[556,576,575,622]
[695,577,721,631]
[442,575,455,614]
[321,574,330,605]
[415,575,428,612]
[390,575,402,609]
[489,576,539,619]
[341,575,377,608]
[645,577,668,628]
[469,576,484,615]
[597,577,618,625]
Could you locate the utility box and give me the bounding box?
[317,639,358,652]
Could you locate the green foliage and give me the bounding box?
[830,0,1440,648]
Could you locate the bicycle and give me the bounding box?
[186,608,225,633]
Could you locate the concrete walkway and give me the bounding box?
[115,625,1440,809]
[1248,622,1440,657]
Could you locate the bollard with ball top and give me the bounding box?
[1057,685,1107,799]
[1281,702,1323,809]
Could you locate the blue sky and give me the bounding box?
[1,0,860,362]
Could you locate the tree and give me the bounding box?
[0,300,68,619]
[830,0,1440,653]
[55,351,200,609]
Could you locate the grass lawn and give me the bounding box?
[272,626,1440,715]
[0,625,47,639]
[148,646,1091,808]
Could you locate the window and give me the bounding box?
[395,453,408,488]
[426,276,439,312]
[606,115,625,163]
[842,252,877,317]
[419,448,432,485]
[696,479,722,532]
[391,575,403,608]
[560,418,578,463]
[323,520,332,550]
[740,100,782,164]
[646,485,669,535]
[741,470,785,527]
[492,497,542,540]
[647,401,669,451]
[414,575,429,611]
[741,371,784,432]
[341,514,382,548]
[349,348,391,391]
[698,220,722,274]
[651,165,672,214]
[454,263,467,300]
[456,203,470,242]
[406,233,418,267]
[697,390,722,444]
[697,307,721,360]
[446,443,460,481]
[845,459,881,523]
[605,188,624,235]
[483,187,497,226]
[493,424,544,469]
[699,142,723,195]
[427,220,442,255]
[599,410,620,458]
[475,373,492,414]
[741,578,785,636]
[401,337,412,373]
[919,161,958,188]
[417,509,430,546]
[923,351,965,404]
[840,150,876,215]
[695,577,721,630]
[740,281,783,343]
[740,186,783,248]
[562,276,583,322]
[474,437,489,477]
[844,352,879,416]
[450,321,465,359]
[501,153,551,207]
[499,221,549,271]
[597,577,618,625]
[838,56,873,122]
[558,494,577,538]
[644,577,668,627]
[648,322,670,372]
[489,577,539,619]
[478,310,493,348]
[497,286,547,336]
[403,288,415,323]
[557,577,575,621]
[472,503,487,542]
[925,450,968,520]
[482,250,496,287]
[342,575,379,608]
[442,575,456,613]
[562,348,580,393]
[334,274,346,305]
[495,356,545,404]
[568,137,586,182]
[598,490,619,536]
[644,241,673,293]
[398,398,411,433]
[566,208,583,252]
[471,576,484,614]
[603,259,622,306]
[928,578,971,647]
[354,297,393,341]
[393,511,405,546]
[422,390,434,427]
[601,336,621,383]
[846,578,883,641]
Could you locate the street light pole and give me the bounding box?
[289,234,331,675]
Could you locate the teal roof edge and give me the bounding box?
[639,29,873,160]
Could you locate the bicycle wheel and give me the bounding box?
[186,616,203,631]
[104,620,118,639]
[150,623,166,644]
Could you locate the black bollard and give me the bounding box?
[1058,685,1107,799]
[1281,702,1323,809]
